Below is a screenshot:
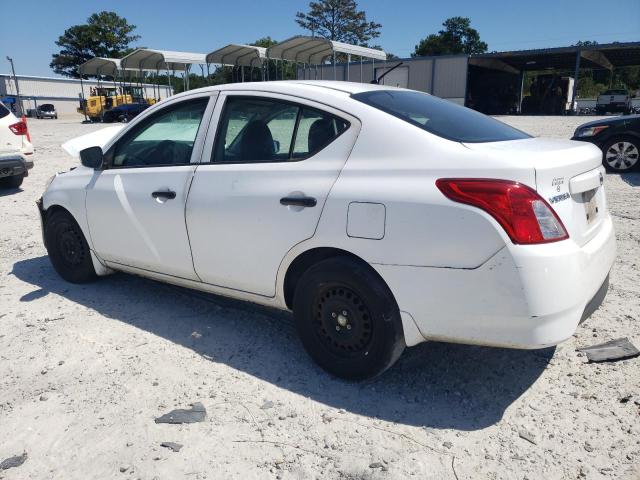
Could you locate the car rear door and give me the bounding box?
[186,91,359,296]
[85,92,217,279]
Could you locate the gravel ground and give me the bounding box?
[0,115,638,480]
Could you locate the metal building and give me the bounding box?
[0,74,171,117]
[297,54,470,105]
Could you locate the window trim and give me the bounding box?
[210,95,351,165]
[103,96,213,170]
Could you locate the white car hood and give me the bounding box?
[61,126,124,158]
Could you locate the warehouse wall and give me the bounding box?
[1,74,172,117]
[296,55,468,103]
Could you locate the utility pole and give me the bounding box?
[6,56,23,116]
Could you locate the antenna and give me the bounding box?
[371,61,403,85]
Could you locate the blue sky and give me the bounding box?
[2,0,639,77]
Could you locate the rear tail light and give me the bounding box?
[9,118,31,142]
[436,178,569,245]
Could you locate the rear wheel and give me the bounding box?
[0,174,24,189]
[602,136,639,172]
[293,257,405,380]
[45,210,97,283]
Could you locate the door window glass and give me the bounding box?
[213,97,349,163]
[113,98,209,167]
[292,108,349,159]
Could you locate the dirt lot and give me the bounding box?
[1,116,638,480]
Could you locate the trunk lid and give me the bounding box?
[463,138,607,246]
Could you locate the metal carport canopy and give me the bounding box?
[78,58,123,77]
[267,35,387,63]
[206,44,267,67]
[471,42,640,71]
[120,49,207,71]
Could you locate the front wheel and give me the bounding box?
[602,136,640,172]
[293,257,405,380]
[45,210,97,283]
[0,174,24,189]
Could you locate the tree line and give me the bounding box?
[50,2,639,97]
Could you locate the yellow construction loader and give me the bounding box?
[77,86,156,122]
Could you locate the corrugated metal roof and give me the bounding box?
[120,49,207,71]
[267,36,387,63]
[206,44,266,67]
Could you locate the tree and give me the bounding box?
[574,40,598,47]
[413,17,487,57]
[295,0,381,45]
[50,11,140,78]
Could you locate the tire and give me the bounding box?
[601,136,640,172]
[44,210,97,283]
[293,257,405,380]
[0,174,24,189]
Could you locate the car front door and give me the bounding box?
[86,93,215,279]
[186,92,359,296]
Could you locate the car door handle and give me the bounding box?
[152,190,176,200]
[280,196,317,208]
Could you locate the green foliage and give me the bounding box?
[574,40,599,47]
[50,11,140,78]
[413,17,487,57]
[295,0,381,45]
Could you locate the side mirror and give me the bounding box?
[79,146,104,169]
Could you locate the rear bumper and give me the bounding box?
[0,154,33,178]
[374,215,616,349]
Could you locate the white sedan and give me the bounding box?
[38,81,616,379]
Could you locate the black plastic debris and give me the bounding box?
[155,402,206,424]
[0,452,27,470]
[160,442,183,452]
[577,337,640,363]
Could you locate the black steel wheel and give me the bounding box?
[293,256,405,380]
[45,210,97,283]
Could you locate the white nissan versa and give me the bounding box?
[38,81,616,379]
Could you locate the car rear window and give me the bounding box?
[352,90,530,143]
[0,102,9,119]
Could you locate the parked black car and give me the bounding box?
[572,115,640,172]
[102,103,149,123]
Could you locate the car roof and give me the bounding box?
[175,80,403,100]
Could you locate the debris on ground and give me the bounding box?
[155,402,207,424]
[0,452,27,470]
[518,429,537,445]
[260,400,274,410]
[160,442,183,452]
[577,337,640,363]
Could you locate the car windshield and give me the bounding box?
[352,90,531,143]
[602,90,627,95]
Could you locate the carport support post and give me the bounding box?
[571,50,581,115]
[518,70,525,113]
[346,54,351,81]
[79,74,88,122]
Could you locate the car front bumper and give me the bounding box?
[374,215,616,349]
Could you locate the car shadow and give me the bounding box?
[11,256,554,431]
[0,186,23,197]
[620,171,640,187]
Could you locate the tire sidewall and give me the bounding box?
[293,257,405,380]
[45,211,96,283]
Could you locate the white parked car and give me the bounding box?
[0,101,34,188]
[39,81,616,379]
